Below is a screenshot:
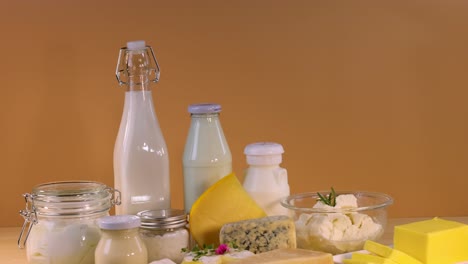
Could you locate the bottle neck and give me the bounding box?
[190,112,220,119]
[127,77,152,92]
[189,112,222,128]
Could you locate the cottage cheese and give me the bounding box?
[295,194,383,254]
[140,228,189,263]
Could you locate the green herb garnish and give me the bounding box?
[317,187,337,207]
[181,244,215,261]
[181,242,238,261]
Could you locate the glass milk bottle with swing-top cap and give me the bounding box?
[242,142,290,216]
[95,215,147,264]
[182,103,232,213]
[114,40,170,215]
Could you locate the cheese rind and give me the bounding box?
[219,215,296,254]
[364,240,422,264]
[234,248,333,264]
[394,217,468,264]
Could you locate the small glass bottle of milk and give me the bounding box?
[114,40,170,215]
[182,103,232,213]
[242,142,290,216]
[95,215,148,264]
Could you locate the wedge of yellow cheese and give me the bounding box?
[189,173,267,246]
[234,248,333,264]
[394,217,468,264]
[364,240,422,264]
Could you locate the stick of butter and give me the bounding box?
[346,252,398,264]
[364,240,422,264]
[394,217,468,264]
[234,248,333,264]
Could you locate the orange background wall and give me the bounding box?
[1,0,468,227]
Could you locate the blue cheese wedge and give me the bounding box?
[219,215,296,254]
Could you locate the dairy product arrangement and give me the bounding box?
[16,39,468,264]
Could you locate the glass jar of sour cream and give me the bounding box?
[18,181,120,264]
[95,215,147,264]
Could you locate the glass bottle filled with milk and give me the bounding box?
[183,103,232,213]
[114,40,170,215]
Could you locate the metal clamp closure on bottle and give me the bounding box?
[18,193,37,249]
[107,187,122,206]
[115,45,160,86]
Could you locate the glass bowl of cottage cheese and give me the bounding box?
[281,190,393,255]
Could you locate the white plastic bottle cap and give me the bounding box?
[188,103,222,114]
[244,142,284,165]
[98,215,141,230]
[127,40,146,51]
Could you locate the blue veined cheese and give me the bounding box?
[219,215,296,254]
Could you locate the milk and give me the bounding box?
[114,90,170,215]
[182,104,232,213]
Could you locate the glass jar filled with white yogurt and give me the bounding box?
[95,215,147,264]
[18,181,121,264]
[137,209,189,263]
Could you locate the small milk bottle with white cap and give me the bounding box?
[242,142,290,216]
[182,103,232,214]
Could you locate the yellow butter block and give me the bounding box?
[343,260,369,264]
[364,240,422,264]
[343,260,381,264]
[394,217,468,264]
[351,252,398,264]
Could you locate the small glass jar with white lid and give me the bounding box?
[95,215,148,264]
[18,181,121,264]
[137,209,189,263]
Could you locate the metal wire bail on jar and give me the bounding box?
[18,181,121,249]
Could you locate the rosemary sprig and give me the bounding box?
[317,187,337,207]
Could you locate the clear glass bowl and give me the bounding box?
[281,191,393,255]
